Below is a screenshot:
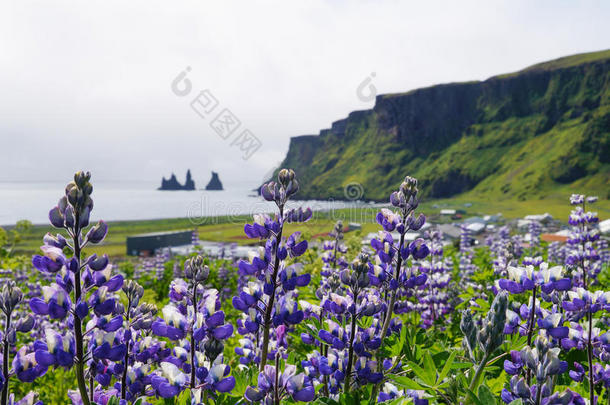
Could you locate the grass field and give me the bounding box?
[9,195,609,258]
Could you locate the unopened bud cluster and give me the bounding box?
[0,281,23,315]
[260,168,300,207]
[390,176,420,213]
[122,280,145,307]
[184,255,210,282]
[461,291,508,361]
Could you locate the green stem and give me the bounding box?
[588,311,595,405]
[274,353,280,405]
[468,353,490,392]
[344,292,358,394]
[120,298,131,400]
[379,221,407,342]
[526,286,537,385]
[72,218,91,405]
[1,313,11,405]
[190,281,199,389]
[259,206,284,372]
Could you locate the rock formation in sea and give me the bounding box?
[159,170,196,190]
[205,171,224,191]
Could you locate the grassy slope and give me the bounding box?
[278,49,610,203]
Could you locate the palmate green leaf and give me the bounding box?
[215,394,245,405]
[464,388,484,405]
[312,397,341,405]
[508,400,524,405]
[231,366,257,397]
[423,351,436,381]
[437,350,457,382]
[407,361,435,386]
[390,375,425,390]
[452,361,472,369]
[486,371,508,393]
[478,385,497,405]
[390,322,408,357]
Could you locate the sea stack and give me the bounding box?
[205,171,224,191]
[158,170,196,190]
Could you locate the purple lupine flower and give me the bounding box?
[200,363,236,393]
[29,284,71,320]
[32,245,66,274]
[33,328,76,369]
[562,288,610,313]
[12,347,47,382]
[376,209,400,232]
[245,364,314,403]
[90,330,127,362]
[150,362,187,398]
[152,305,188,340]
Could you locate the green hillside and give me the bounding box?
[273,50,610,204]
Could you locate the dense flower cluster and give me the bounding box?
[0,171,608,405]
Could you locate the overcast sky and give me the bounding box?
[1,1,608,185]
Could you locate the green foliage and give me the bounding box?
[274,50,610,203]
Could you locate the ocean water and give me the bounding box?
[0,180,373,226]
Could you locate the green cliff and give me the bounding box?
[274,50,610,202]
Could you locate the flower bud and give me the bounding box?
[460,310,477,360]
[43,233,67,248]
[0,281,23,315]
[122,280,145,305]
[184,255,209,282]
[86,221,108,244]
[74,171,91,188]
[204,338,225,363]
[64,206,76,228]
[49,206,65,228]
[399,176,418,199]
[15,315,35,333]
[278,169,295,187]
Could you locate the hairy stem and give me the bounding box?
[274,352,280,405]
[344,291,358,394]
[588,311,595,405]
[526,286,537,385]
[72,218,91,405]
[89,372,94,402]
[190,281,199,390]
[379,223,407,342]
[1,313,11,405]
[322,342,329,398]
[120,298,131,400]
[468,352,490,392]
[259,206,284,372]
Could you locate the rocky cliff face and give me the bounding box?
[272,50,610,201]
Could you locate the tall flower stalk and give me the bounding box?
[0,282,28,405]
[377,176,425,342]
[45,172,108,405]
[567,194,600,405]
[254,169,301,371]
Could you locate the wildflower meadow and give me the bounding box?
[0,169,608,405]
